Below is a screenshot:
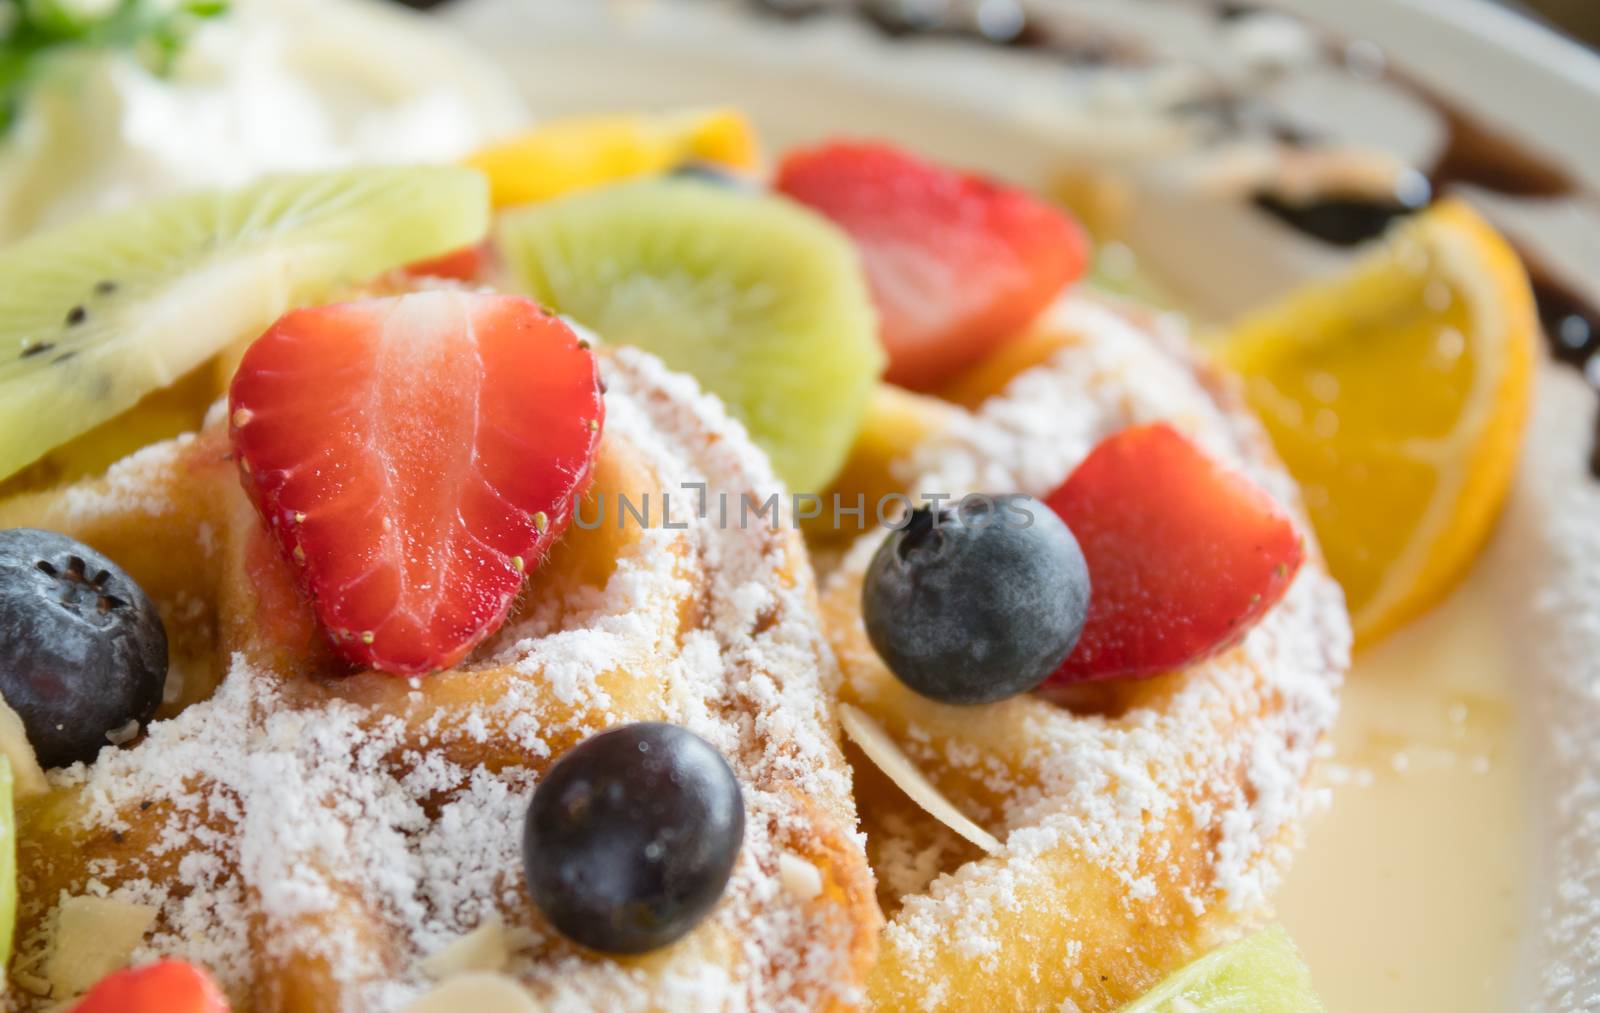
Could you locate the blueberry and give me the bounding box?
[861,497,1089,705]
[0,529,167,768]
[523,722,744,954]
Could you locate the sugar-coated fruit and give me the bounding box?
[228,292,604,676]
[72,959,232,1013]
[862,498,1090,705]
[1046,424,1306,682]
[0,528,166,768]
[523,723,745,954]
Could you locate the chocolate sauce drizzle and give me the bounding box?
[748,0,1137,64]
[1533,271,1600,476]
[1250,70,1581,245]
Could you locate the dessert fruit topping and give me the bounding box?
[228,291,604,675]
[403,242,497,284]
[72,959,231,1013]
[0,528,167,767]
[496,176,882,492]
[0,167,489,483]
[466,109,761,208]
[775,140,1089,391]
[0,757,15,977]
[1119,925,1325,1012]
[1046,424,1305,683]
[1220,199,1536,646]
[522,723,744,954]
[861,499,1089,704]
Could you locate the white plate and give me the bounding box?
[439,3,1600,1010]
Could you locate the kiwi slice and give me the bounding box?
[0,757,14,974]
[0,166,490,482]
[495,177,884,492]
[1122,927,1326,1012]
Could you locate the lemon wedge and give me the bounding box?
[466,109,760,208]
[1219,199,1537,646]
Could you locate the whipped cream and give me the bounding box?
[0,0,526,241]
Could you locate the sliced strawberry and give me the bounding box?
[228,292,604,675]
[403,241,496,283]
[73,960,231,1013]
[774,141,1088,391]
[1045,423,1305,683]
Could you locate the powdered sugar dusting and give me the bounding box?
[15,349,869,1011]
[55,435,196,525]
[1504,367,1600,1012]
[832,293,1349,994]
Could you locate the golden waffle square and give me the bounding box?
[820,295,1351,1011]
[0,349,880,1011]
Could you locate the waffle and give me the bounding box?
[820,295,1351,1011]
[0,290,1348,1010]
[0,347,880,1011]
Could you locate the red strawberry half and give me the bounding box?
[74,960,231,1013]
[229,291,604,675]
[403,241,496,284]
[1046,423,1305,683]
[775,140,1088,391]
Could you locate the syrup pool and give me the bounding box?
[1277,544,1529,1012]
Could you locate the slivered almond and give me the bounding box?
[421,914,510,979]
[837,704,1001,854]
[777,852,823,901]
[401,972,541,1012]
[0,692,48,799]
[43,895,158,997]
[104,719,142,747]
[12,969,51,996]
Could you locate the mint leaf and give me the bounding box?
[0,0,229,136]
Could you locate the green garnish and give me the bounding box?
[0,0,229,134]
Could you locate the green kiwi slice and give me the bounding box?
[0,166,489,481]
[1122,927,1326,1012]
[495,177,884,493]
[0,758,14,974]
